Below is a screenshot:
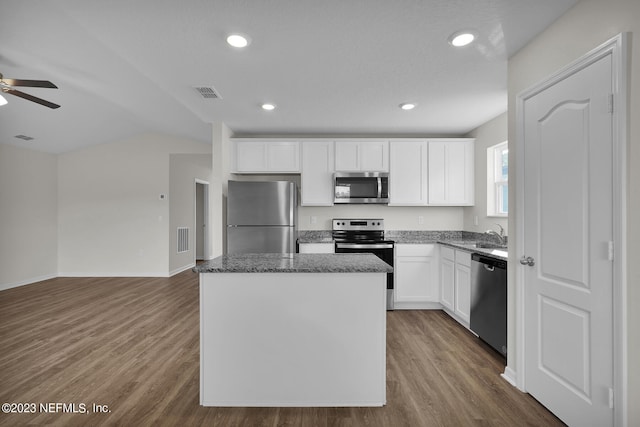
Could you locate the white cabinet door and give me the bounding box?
[454,251,471,324]
[439,246,472,328]
[439,246,455,311]
[389,140,428,205]
[301,141,334,206]
[298,243,335,254]
[233,140,300,173]
[360,141,388,171]
[334,141,360,171]
[428,139,474,205]
[235,141,268,172]
[454,263,471,324]
[267,142,300,172]
[335,140,389,172]
[394,244,439,309]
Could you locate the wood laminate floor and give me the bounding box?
[0,270,564,426]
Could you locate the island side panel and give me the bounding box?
[200,272,386,407]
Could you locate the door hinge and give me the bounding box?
[609,387,614,409]
[608,241,614,261]
[607,93,614,114]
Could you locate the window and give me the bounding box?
[487,141,508,216]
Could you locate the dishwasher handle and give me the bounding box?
[471,253,507,270]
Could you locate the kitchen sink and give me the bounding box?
[475,242,508,249]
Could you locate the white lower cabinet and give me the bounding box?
[439,246,471,327]
[394,244,440,309]
[298,243,335,254]
[440,253,455,311]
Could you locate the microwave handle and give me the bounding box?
[377,177,382,198]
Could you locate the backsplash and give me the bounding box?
[385,230,463,242]
[298,230,508,245]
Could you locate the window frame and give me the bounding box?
[487,141,508,217]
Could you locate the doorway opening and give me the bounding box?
[195,180,209,262]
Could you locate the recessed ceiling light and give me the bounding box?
[261,103,276,111]
[449,31,476,47]
[399,103,416,110]
[226,34,250,48]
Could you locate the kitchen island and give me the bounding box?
[194,253,393,407]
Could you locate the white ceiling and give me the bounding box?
[0,0,578,154]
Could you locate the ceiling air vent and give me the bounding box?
[193,86,222,99]
[15,134,34,141]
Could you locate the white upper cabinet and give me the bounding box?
[427,139,474,205]
[335,140,389,172]
[232,139,300,173]
[301,140,335,206]
[389,140,428,205]
[389,138,474,206]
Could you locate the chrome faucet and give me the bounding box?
[485,224,506,245]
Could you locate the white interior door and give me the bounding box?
[522,53,614,426]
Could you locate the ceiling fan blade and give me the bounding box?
[2,78,58,89]
[4,88,60,109]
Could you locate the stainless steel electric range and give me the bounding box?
[332,218,394,310]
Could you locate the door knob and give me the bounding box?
[519,256,535,266]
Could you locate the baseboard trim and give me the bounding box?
[393,301,443,310]
[2,266,198,291]
[58,272,169,278]
[501,366,518,388]
[0,274,58,292]
[169,263,196,277]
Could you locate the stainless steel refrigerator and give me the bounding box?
[226,180,297,254]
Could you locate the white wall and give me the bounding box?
[0,144,58,290]
[212,122,233,257]
[508,0,639,424]
[58,133,211,276]
[169,153,213,274]
[463,112,508,235]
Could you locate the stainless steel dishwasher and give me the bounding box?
[470,253,507,357]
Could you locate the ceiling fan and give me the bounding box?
[0,72,60,109]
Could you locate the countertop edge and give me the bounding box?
[194,253,394,274]
[436,241,508,261]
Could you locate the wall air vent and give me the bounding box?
[15,134,34,141]
[177,227,189,253]
[193,86,222,99]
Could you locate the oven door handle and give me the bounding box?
[336,243,394,250]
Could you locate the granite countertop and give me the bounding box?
[194,253,394,274]
[297,230,508,261]
[438,240,508,260]
[297,231,334,244]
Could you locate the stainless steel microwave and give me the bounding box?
[334,172,389,204]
